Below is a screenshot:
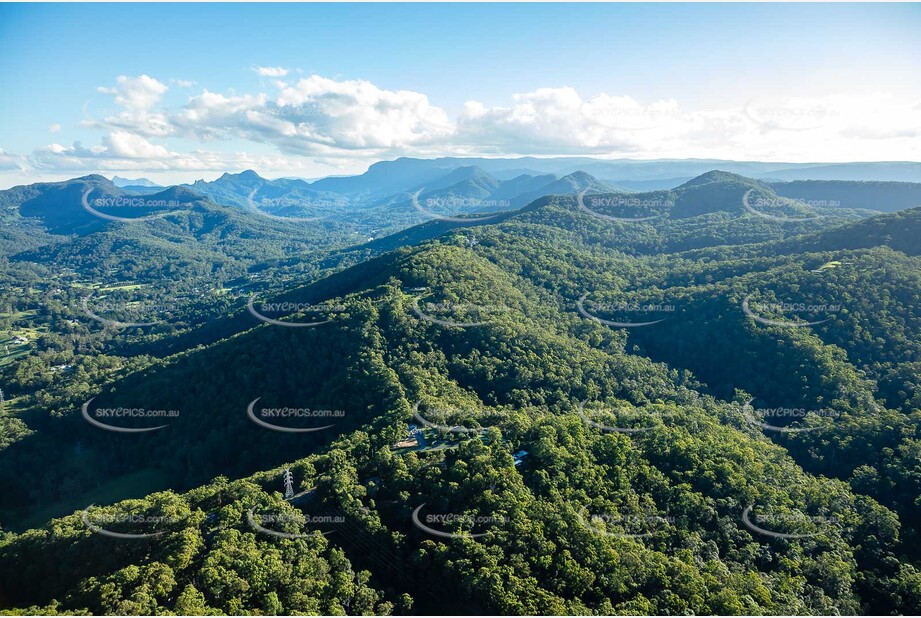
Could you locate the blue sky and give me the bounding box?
[1,3,919,186]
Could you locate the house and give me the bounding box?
[513,450,530,466]
[393,437,419,449]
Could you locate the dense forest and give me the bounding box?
[0,170,919,615]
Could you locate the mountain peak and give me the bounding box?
[74,174,115,186]
[560,170,599,184]
[112,175,160,188]
[437,166,498,185]
[220,169,264,182]
[679,170,759,188]
[150,185,205,203]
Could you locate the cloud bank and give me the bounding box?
[19,72,921,180]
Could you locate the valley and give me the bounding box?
[1,160,920,614]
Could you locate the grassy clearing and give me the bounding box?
[0,315,46,366]
[4,468,172,532]
[70,281,146,292]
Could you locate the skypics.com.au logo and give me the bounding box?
[576,508,674,539]
[81,295,172,328]
[743,98,839,133]
[576,400,674,434]
[82,506,187,539]
[247,507,343,538]
[81,398,178,433]
[742,189,829,223]
[742,293,842,328]
[411,293,510,328]
[246,187,335,222]
[577,190,669,223]
[81,188,187,222]
[246,398,344,433]
[247,296,345,328]
[411,191,508,223]
[742,400,842,434]
[577,293,674,328]
[742,505,839,540]
[411,400,505,435]
[411,504,508,540]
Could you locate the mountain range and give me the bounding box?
[1,160,921,615]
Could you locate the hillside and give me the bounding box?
[2,170,921,615]
[770,180,921,213]
[2,239,919,614]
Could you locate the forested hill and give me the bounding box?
[772,205,921,256]
[2,240,919,614]
[770,179,921,213]
[1,171,920,615]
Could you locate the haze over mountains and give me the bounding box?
[94,157,921,202]
[105,157,921,229]
[193,156,921,194]
[4,158,921,291]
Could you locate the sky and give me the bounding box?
[1,3,919,187]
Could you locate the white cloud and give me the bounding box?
[0,148,24,171]
[102,131,173,159]
[145,75,453,157]
[15,74,921,182]
[457,88,921,162]
[171,78,197,88]
[91,75,173,137]
[30,133,174,173]
[48,123,61,134]
[457,88,683,154]
[28,133,309,176]
[272,75,453,150]
[98,75,168,111]
[254,66,289,77]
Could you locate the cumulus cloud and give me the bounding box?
[90,75,173,137]
[102,131,173,159]
[30,132,175,173]
[254,66,289,77]
[271,75,453,150]
[114,75,455,158]
[457,88,683,154]
[98,75,168,111]
[19,73,921,179]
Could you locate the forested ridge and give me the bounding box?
[1,171,920,615]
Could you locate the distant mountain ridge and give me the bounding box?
[299,156,921,190]
[769,179,921,212]
[111,175,161,188]
[89,158,921,230]
[7,169,921,263]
